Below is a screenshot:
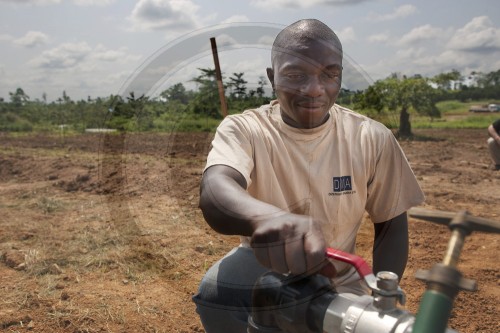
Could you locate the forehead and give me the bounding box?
[273,39,342,70]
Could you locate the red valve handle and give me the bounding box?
[326,247,405,304]
[325,247,373,278]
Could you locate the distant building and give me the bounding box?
[462,73,479,88]
[449,73,479,90]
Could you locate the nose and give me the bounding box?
[302,75,324,97]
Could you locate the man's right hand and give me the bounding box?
[200,165,336,277]
[250,214,333,276]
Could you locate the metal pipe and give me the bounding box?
[442,229,466,267]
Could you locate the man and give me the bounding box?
[193,19,424,332]
[487,119,500,170]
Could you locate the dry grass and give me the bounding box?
[1,131,498,333]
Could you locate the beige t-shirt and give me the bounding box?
[205,100,424,286]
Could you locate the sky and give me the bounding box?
[0,0,499,102]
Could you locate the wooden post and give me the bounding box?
[210,37,228,118]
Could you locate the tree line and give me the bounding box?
[1,68,499,136]
[0,69,272,133]
[340,69,500,137]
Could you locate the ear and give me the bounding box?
[266,67,275,89]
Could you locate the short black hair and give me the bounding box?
[271,19,343,66]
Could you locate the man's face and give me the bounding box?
[267,40,342,129]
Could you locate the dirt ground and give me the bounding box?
[0,128,498,333]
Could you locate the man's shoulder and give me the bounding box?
[216,102,275,135]
[241,103,274,118]
[333,104,372,122]
[224,102,275,125]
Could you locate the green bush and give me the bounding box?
[436,100,468,114]
[0,112,33,131]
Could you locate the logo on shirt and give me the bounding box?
[329,176,355,196]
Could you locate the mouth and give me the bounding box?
[296,102,324,112]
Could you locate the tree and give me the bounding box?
[9,87,30,107]
[367,76,440,138]
[160,83,190,104]
[228,72,247,99]
[126,92,152,130]
[190,67,222,118]
[107,94,131,131]
[192,68,217,89]
[256,76,267,99]
[431,69,462,90]
[480,69,500,87]
[353,86,384,115]
[62,90,72,104]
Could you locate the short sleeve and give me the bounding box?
[365,129,425,222]
[204,115,255,188]
[493,119,500,133]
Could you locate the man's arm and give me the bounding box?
[199,164,328,275]
[199,164,278,236]
[372,212,409,280]
[488,124,500,145]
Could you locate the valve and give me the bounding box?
[325,248,406,307]
[248,247,459,333]
[247,208,500,333]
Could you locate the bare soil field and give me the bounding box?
[0,129,499,333]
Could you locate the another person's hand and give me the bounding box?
[250,213,336,277]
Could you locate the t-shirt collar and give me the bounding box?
[269,100,334,141]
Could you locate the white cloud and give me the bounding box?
[29,42,92,69]
[0,0,114,4]
[14,31,49,48]
[368,4,417,21]
[128,0,204,31]
[397,24,446,45]
[0,0,61,5]
[395,47,425,60]
[447,16,500,52]
[29,42,142,69]
[337,26,356,43]
[221,15,250,24]
[414,49,484,74]
[92,44,141,63]
[212,34,239,48]
[368,41,498,80]
[257,35,275,46]
[19,42,143,100]
[366,16,500,77]
[73,0,116,5]
[0,33,14,42]
[414,37,500,76]
[367,33,389,43]
[251,0,313,10]
[250,0,372,10]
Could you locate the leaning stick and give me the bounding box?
[210,37,228,118]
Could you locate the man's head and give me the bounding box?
[267,19,343,129]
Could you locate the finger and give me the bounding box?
[252,246,272,269]
[251,234,272,269]
[268,239,288,274]
[305,248,326,274]
[303,224,327,273]
[285,234,307,275]
[318,261,337,278]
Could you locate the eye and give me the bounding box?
[284,72,305,81]
[322,71,341,80]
